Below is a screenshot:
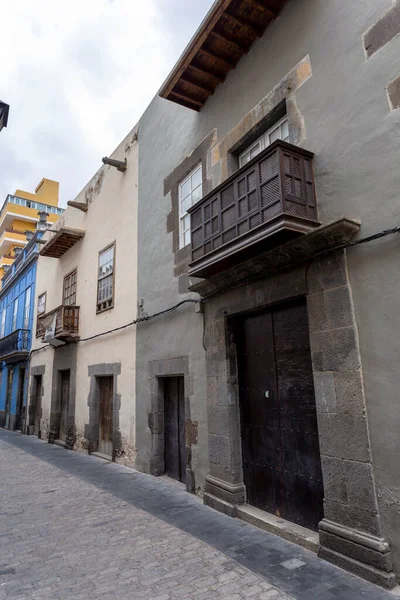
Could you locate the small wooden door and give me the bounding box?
[98,376,113,457]
[237,300,324,531]
[34,375,42,437]
[164,377,186,483]
[59,370,70,442]
[15,367,25,431]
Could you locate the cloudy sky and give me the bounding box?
[0,0,214,206]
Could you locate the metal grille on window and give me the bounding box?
[97,246,114,312]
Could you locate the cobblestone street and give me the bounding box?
[0,430,398,600]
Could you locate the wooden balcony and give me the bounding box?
[38,305,80,345]
[188,140,319,279]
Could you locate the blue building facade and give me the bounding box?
[0,233,42,430]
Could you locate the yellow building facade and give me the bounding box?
[0,179,64,280]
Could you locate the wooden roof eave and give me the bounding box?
[159,0,286,111]
[40,227,85,259]
[159,0,233,102]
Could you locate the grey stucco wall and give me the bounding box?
[136,0,400,568]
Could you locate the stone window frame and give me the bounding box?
[148,356,196,493]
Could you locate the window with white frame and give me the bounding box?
[24,287,31,330]
[36,292,46,337]
[97,243,115,313]
[0,309,5,338]
[179,165,202,248]
[12,298,18,331]
[238,116,289,168]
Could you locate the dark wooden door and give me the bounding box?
[164,377,186,483]
[15,367,25,431]
[5,368,13,429]
[237,300,324,531]
[98,376,113,457]
[34,375,42,438]
[59,371,70,442]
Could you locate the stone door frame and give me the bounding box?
[202,250,396,588]
[148,356,196,493]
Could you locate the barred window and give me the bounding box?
[97,243,115,313]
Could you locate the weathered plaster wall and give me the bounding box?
[137,0,400,570]
[29,125,139,465]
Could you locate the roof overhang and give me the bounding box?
[159,0,288,111]
[0,101,9,131]
[40,227,85,258]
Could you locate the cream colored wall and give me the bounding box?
[30,125,138,465]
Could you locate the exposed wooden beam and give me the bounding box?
[159,0,234,98]
[245,0,277,17]
[170,91,205,107]
[180,77,214,95]
[188,64,224,84]
[199,47,236,69]
[223,12,263,37]
[168,95,201,112]
[209,30,248,54]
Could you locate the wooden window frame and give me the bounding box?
[24,286,32,330]
[96,242,116,314]
[178,164,202,249]
[63,268,77,307]
[36,292,47,338]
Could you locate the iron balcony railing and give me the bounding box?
[0,329,31,361]
[188,140,319,278]
[38,305,80,342]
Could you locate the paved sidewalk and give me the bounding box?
[0,430,398,600]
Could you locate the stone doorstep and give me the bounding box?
[53,439,67,449]
[158,474,187,491]
[236,504,319,554]
[91,451,112,462]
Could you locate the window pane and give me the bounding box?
[182,196,192,214]
[250,143,261,159]
[184,230,191,247]
[281,119,289,141]
[183,214,190,230]
[269,126,281,143]
[239,151,250,168]
[191,167,202,189]
[180,178,191,200]
[191,185,202,204]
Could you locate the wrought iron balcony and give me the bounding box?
[38,305,80,345]
[188,140,319,279]
[0,329,30,364]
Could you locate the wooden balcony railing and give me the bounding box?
[188,140,319,279]
[38,305,80,343]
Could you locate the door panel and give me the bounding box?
[164,377,186,483]
[273,302,324,530]
[98,376,113,456]
[34,375,42,437]
[59,371,70,442]
[237,300,324,531]
[238,312,281,512]
[15,367,25,431]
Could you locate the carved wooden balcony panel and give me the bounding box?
[188,140,319,278]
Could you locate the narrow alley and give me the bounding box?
[0,430,397,600]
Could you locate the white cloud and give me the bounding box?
[0,0,214,206]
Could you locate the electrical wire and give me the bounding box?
[29,223,400,358]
